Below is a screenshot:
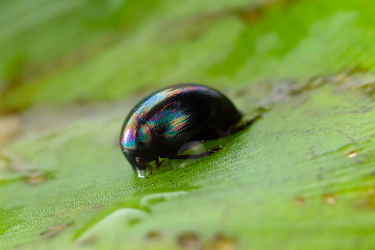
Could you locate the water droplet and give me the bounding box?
[206,233,237,250]
[75,208,147,245]
[293,197,305,206]
[137,170,146,178]
[347,151,357,158]
[177,232,201,250]
[140,191,189,207]
[323,194,337,205]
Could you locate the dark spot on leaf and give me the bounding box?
[177,232,202,250]
[237,0,299,24]
[232,87,250,98]
[25,171,46,185]
[293,197,305,206]
[206,233,237,250]
[40,222,74,238]
[237,6,261,23]
[146,230,162,240]
[93,205,104,210]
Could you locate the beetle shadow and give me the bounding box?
[149,134,244,176]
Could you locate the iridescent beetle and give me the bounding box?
[120,84,258,177]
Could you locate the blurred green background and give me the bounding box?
[1,0,375,249]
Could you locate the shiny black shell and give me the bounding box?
[120,83,243,174]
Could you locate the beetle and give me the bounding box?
[119,83,259,177]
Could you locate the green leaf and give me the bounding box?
[1,1,375,250]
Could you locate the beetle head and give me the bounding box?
[120,111,157,177]
[122,149,152,177]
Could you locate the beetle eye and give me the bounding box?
[135,157,149,167]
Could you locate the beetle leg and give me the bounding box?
[155,158,165,169]
[148,165,153,175]
[168,147,223,160]
[155,158,159,168]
